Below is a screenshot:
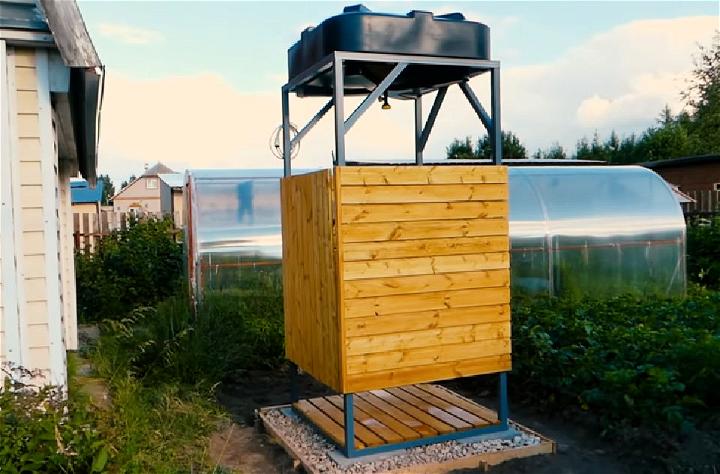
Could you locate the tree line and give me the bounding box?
[447,35,719,163]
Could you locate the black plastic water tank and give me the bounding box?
[288,5,491,97]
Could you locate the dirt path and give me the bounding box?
[213,368,634,473]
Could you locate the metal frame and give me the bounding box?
[283,49,508,458]
[281,51,502,176]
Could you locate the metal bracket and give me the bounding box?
[418,86,448,153]
[459,81,492,133]
[291,98,333,149]
[344,62,408,133]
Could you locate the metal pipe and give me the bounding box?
[414,95,423,165]
[343,393,355,457]
[333,55,346,166]
[459,81,491,133]
[498,372,509,428]
[419,86,447,152]
[491,66,502,165]
[291,98,333,148]
[281,87,291,177]
[344,62,407,133]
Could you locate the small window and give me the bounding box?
[714,183,720,192]
[146,178,158,189]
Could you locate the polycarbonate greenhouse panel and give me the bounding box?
[508,166,686,297]
[186,166,686,301]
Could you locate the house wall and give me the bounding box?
[72,202,98,213]
[653,163,720,193]
[113,176,162,213]
[159,180,172,214]
[1,45,67,387]
[172,189,184,226]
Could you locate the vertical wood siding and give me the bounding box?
[281,170,342,392]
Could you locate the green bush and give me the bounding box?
[0,365,108,473]
[97,266,284,387]
[512,291,720,431]
[75,217,183,322]
[687,216,720,289]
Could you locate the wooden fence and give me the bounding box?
[73,211,182,252]
[682,189,720,217]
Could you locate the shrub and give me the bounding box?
[75,217,183,322]
[687,216,720,289]
[97,266,284,387]
[0,365,108,473]
[511,292,720,431]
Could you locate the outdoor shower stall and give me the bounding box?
[184,5,687,458]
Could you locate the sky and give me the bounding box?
[76,1,720,183]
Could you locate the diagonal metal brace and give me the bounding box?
[459,81,492,133]
[418,86,447,152]
[291,98,333,148]
[344,62,408,133]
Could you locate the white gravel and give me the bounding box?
[261,408,542,473]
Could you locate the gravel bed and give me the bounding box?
[261,408,542,473]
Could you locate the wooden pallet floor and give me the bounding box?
[293,384,500,449]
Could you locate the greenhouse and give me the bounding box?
[185,165,686,302]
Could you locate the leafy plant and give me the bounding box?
[511,292,720,432]
[0,365,108,473]
[687,217,720,289]
[75,217,183,322]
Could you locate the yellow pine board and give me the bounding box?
[384,387,472,430]
[357,392,438,437]
[346,321,511,356]
[417,384,499,424]
[341,201,507,224]
[310,397,385,447]
[342,218,508,243]
[344,287,510,318]
[347,338,511,374]
[346,305,510,338]
[401,385,485,426]
[342,183,507,204]
[281,171,341,391]
[344,253,509,280]
[344,268,509,298]
[344,355,512,393]
[343,236,509,262]
[352,395,423,440]
[339,165,508,186]
[368,390,455,434]
[294,399,364,449]
[326,395,404,444]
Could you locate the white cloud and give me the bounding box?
[97,15,718,181]
[98,23,164,45]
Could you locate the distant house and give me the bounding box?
[158,172,185,225]
[1,0,103,387]
[70,178,103,214]
[643,155,720,213]
[112,162,176,215]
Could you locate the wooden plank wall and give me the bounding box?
[281,170,342,392]
[337,166,511,393]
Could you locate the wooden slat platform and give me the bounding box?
[293,384,500,449]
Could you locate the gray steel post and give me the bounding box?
[343,393,355,457]
[333,56,346,166]
[281,87,291,177]
[491,66,502,165]
[498,372,509,428]
[414,95,423,165]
